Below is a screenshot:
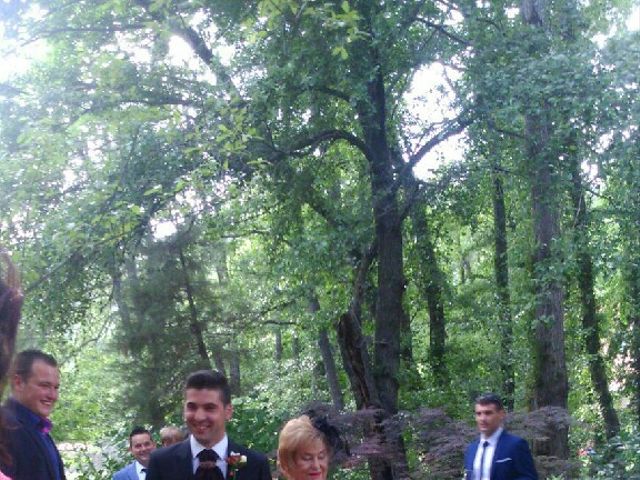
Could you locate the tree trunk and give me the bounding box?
[275,328,283,362]
[318,328,345,411]
[177,246,216,371]
[521,0,569,458]
[569,143,620,439]
[309,295,345,410]
[410,202,447,384]
[337,310,379,409]
[356,41,406,420]
[492,168,515,410]
[558,0,621,440]
[621,147,640,427]
[628,267,640,426]
[336,243,380,410]
[349,3,410,478]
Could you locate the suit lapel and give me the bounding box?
[176,439,196,479]
[226,439,248,480]
[127,463,137,480]
[491,430,507,479]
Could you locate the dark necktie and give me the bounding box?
[478,440,489,480]
[196,449,225,480]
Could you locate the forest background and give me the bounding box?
[0,0,639,479]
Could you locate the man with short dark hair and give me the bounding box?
[113,426,157,480]
[146,370,270,480]
[463,393,538,480]
[1,349,66,480]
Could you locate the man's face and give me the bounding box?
[475,402,505,437]
[12,359,60,418]
[129,432,156,467]
[184,388,232,448]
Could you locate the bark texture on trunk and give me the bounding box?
[521,0,569,458]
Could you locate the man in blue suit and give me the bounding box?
[113,426,156,480]
[464,393,538,480]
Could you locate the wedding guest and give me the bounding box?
[2,349,66,480]
[463,392,537,480]
[277,414,346,480]
[113,426,156,480]
[159,426,186,447]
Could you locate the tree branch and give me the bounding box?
[269,129,373,163]
[415,17,470,46]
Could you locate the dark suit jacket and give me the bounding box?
[0,398,66,480]
[464,430,538,480]
[146,438,270,480]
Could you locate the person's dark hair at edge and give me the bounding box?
[0,249,23,467]
[185,370,231,405]
[11,349,57,380]
[129,426,152,445]
[475,392,504,410]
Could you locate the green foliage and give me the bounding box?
[1,2,639,479]
[578,425,640,479]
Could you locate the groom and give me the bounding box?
[146,370,271,480]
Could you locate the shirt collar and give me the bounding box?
[190,434,228,460]
[481,427,504,445]
[135,461,147,475]
[9,397,52,433]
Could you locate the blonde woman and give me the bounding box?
[277,414,346,480]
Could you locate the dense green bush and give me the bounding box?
[578,425,640,479]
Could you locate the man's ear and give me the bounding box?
[224,403,233,421]
[11,373,24,392]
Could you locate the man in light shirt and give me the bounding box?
[463,393,537,480]
[113,426,156,480]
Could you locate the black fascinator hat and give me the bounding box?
[305,408,350,464]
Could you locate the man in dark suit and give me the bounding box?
[113,426,157,480]
[1,349,66,480]
[146,370,271,480]
[463,393,537,480]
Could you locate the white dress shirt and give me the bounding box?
[190,434,229,477]
[473,427,503,480]
[135,460,147,480]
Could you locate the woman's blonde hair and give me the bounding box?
[277,415,328,475]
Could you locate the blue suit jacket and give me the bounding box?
[464,430,538,480]
[113,462,139,480]
[0,398,66,480]
[146,438,270,480]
